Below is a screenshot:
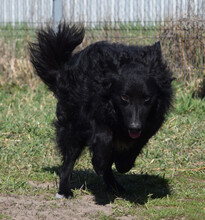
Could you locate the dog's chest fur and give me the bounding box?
[113,138,135,152]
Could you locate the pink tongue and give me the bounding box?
[129,130,141,139]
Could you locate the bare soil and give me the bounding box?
[0,194,114,219]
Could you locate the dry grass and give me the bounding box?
[0,36,38,88]
[0,26,156,89]
[160,17,205,94]
[0,20,204,96]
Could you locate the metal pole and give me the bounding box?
[53,0,63,31]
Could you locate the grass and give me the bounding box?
[0,81,204,219]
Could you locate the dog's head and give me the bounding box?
[110,42,172,139]
[111,66,157,139]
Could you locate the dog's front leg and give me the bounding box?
[90,122,113,176]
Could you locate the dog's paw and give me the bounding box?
[55,193,65,199]
[56,191,73,199]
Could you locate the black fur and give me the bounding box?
[30,23,173,198]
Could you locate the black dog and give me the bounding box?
[30,23,173,198]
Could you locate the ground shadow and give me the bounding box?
[43,166,171,205]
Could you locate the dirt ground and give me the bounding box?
[0,194,114,219]
[0,194,136,219]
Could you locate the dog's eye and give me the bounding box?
[144,97,151,103]
[121,95,129,103]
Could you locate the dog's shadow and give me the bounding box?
[43,166,171,205]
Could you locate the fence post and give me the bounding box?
[53,0,63,31]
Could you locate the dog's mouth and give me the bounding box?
[128,129,141,139]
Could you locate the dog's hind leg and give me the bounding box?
[57,147,82,199]
[56,125,84,199]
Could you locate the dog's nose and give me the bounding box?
[129,122,141,131]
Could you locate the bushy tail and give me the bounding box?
[30,23,85,92]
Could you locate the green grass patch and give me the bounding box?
[0,82,204,219]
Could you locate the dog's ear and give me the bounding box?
[103,74,121,91]
[153,41,162,58]
[148,41,163,66]
[102,75,117,89]
[153,41,161,50]
[103,79,112,89]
